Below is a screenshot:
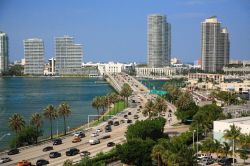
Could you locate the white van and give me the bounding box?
[89,138,100,145]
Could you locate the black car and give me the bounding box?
[7,148,19,155]
[101,134,111,139]
[53,138,62,145]
[218,157,237,165]
[113,121,119,126]
[66,148,80,156]
[127,119,132,123]
[123,114,128,118]
[36,159,49,166]
[105,125,112,132]
[108,120,113,125]
[42,146,53,152]
[128,112,131,115]
[49,152,61,158]
[107,142,115,147]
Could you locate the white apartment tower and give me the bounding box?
[55,35,83,75]
[201,16,230,72]
[24,38,44,75]
[0,32,8,74]
[147,14,171,68]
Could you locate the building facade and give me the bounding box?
[135,67,175,78]
[55,35,83,75]
[44,57,56,76]
[201,16,230,72]
[148,14,171,68]
[24,38,44,75]
[0,32,8,74]
[214,117,250,143]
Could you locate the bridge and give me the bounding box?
[105,72,149,93]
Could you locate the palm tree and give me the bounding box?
[43,105,57,139]
[58,103,71,135]
[107,92,119,113]
[151,144,165,166]
[9,113,25,134]
[30,113,43,143]
[154,97,168,116]
[142,100,156,119]
[120,83,133,107]
[224,124,241,166]
[92,96,102,121]
[221,141,231,157]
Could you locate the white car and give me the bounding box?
[0,157,11,164]
[89,139,100,145]
[91,132,99,137]
[96,128,103,133]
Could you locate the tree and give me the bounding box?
[116,138,155,166]
[221,142,231,157]
[223,124,241,166]
[63,159,73,166]
[163,84,181,103]
[120,83,133,106]
[92,96,102,121]
[58,103,71,135]
[9,113,25,134]
[126,117,166,141]
[107,92,119,113]
[151,144,165,166]
[154,97,168,116]
[142,100,157,119]
[43,105,57,139]
[30,113,43,143]
[239,149,248,164]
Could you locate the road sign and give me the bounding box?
[150,89,168,95]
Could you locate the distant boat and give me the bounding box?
[95,81,107,84]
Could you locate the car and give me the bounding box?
[218,157,237,165]
[108,120,113,125]
[7,148,19,155]
[89,138,100,145]
[127,119,132,123]
[161,113,165,116]
[36,159,49,166]
[120,119,125,123]
[101,134,111,139]
[105,125,112,132]
[113,121,119,126]
[128,112,131,115]
[80,151,91,157]
[53,138,62,145]
[123,114,128,118]
[107,142,115,147]
[0,157,11,164]
[16,160,31,166]
[49,152,61,158]
[91,132,99,137]
[72,137,81,143]
[96,128,103,133]
[66,148,80,156]
[42,146,53,152]
[74,131,85,138]
[134,115,139,119]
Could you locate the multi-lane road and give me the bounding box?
[0,73,154,166]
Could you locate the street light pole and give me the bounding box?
[193,130,196,149]
[196,124,199,154]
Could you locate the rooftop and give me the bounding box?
[215,116,250,125]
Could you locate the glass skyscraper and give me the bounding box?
[147,14,171,68]
[55,35,83,75]
[201,16,230,72]
[0,32,8,74]
[24,38,44,75]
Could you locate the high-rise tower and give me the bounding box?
[0,32,8,74]
[55,35,83,75]
[201,16,230,72]
[147,14,171,68]
[24,38,44,75]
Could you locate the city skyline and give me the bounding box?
[0,0,250,63]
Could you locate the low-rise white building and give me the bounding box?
[135,67,175,78]
[82,62,135,76]
[213,117,250,143]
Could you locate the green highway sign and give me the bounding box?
[150,89,168,95]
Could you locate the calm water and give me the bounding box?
[0,77,113,150]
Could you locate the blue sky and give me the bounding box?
[0,0,250,63]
